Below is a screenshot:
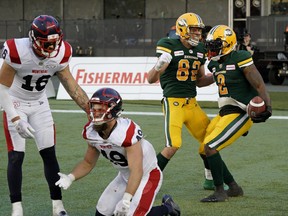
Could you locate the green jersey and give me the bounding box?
[207,50,257,105]
[156,37,206,98]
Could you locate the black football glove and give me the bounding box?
[251,105,272,123]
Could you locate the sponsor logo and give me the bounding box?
[197,52,204,58]
[226,65,236,70]
[45,64,57,69]
[174,50,184,56]
[75,69,151,85]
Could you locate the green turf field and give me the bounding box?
[0,93,287,215]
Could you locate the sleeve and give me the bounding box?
[121,120,143,147]
[155,37,173,57]
[59,41,73,70]
[236,50,253,69]
[2,39,22,69]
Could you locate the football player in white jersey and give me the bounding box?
[0,15,89,216]
[55,88,181,216]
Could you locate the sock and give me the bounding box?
[8,151,24,203]
[40,146,61,200]
[157,153,170,171]
[200,154,213,180]
[206,152,224,186]
[222,161,234,184]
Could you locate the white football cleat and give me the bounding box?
[11,202,23,216]
[52,200,69,216]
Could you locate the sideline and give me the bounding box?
[51,109,288,120]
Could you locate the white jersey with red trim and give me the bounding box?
[2,38,72,100]
[82,117,158,181]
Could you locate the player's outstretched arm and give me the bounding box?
[57,66,90,114]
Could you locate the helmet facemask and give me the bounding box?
[205,38,225,61]
[89,99,122,126]
[29,15,63,58]
[29,30,62,58]
[205,25,237,61]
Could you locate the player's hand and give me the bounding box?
[13,119,35,139]
[113,193,132,216]
[251,105,272,123]
[154,52,172,71]
[55,172,75,190]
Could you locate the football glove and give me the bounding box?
[154,52,172,71]
[13,119,35,139]
[251,105,272,123]
[55,172,75,190]
[113,192,132,216]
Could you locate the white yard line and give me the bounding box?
[51,109,288,120]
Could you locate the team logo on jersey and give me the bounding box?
[189,49,193,54]
[174,50,184,56]
[226,65,236,70]
[197,52,203,58]
[212,67,216,73]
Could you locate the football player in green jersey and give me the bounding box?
[147,13,215,190]
[200,25,272,202]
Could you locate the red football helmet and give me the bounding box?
[89,88,123,125]
[29,15,63,58]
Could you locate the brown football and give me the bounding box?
[247,96,266,118]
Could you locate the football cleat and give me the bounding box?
[52,200,68,216]
[11,202,23,216]
[226,186,244,197]
[200,191,228,202]
[53,210,69,216]
[162,194,181,216]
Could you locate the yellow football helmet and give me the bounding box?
[176,13,205,46]
[205,25,237,61]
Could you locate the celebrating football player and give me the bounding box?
[0,15,89,215]
[55,88,181,216]
[200,25,271,202]
[147,12,216,190]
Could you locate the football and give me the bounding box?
[247,96,266,118]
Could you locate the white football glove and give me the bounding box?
[113,192,132,216]
[13,119,35,139]
[55,172,75,190]
[154,52,172,71]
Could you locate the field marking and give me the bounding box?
[51,109,288,120]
